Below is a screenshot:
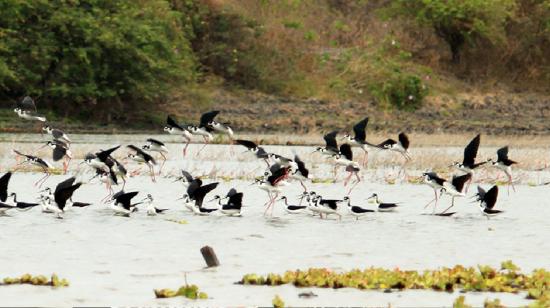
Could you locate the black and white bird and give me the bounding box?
[343,196,374,220]
[13,150,52,187]
[343,117,378,166]
[289,155,309,192]
[211,188,243,216]
[188,110,217,156]
[422,171,447,212]
[267,153,294,167]
[204,110,234,138]
[42,140,72,174]
[378,132,411,160]
[278,196,307,214]
[108,191,141,216]
[8,192,39,210]
[474,185,503,218]
[451,134,485,174]
[236,139,270,166]
[83,145,121,172]
[255,165,289,216]
[93,168,119,202]
[14,96,46,122]
[186,182,219,216]
[142,138,168,175]
[127,145,157,182]
[315,130,340,156]
[140,194,168,216]
[332,143,361,194]
[164,115,193,157]
[487,146,517,193]
[367,193,399,212]
[40,179,82,218]
[310,193,343,220]
[178,177,204,212]
[451,134,485,191]
[439,173,472,214]
[42,125,71,144]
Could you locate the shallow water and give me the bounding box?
[0,135,548,306]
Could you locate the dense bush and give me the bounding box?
[373,73,427,111]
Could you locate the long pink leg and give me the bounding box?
[507,173,515,194]
[195,137,209,157]
[183,138,190,157]
[270,193,279,216]
[158,153,167,175]
[347,176,360,195]
[362,150,368,167]
[35,171,50,187]
[343,172,353,186]
[440,197,455,214]
[149,165,156,183]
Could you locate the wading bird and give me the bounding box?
[343,117,378,166]
[164,115,193,157]
[474,185,502,218]
[141,138,168,175]
[13,150,52,187]
[343,196,374,220]
[451,134,485,192]
[487,146,517,193]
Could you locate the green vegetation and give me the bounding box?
[1,0,550,129]
[272,294,285,308]
[239,261,550,306]
[385,0,516,63]
[2,273,69,287]
[154,284,208,299]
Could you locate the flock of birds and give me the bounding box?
[0,96,516,220]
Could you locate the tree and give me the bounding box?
[0,0,196,121]
[387,0,516,63]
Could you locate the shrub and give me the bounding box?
[371,72,428,111]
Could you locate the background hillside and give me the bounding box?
[1,0,550,134]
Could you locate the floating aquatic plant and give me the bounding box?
[239,261,549,305]
[1,273,69,287]
[165,218,188,225]
[272,294,285,308]
[154,284,208,300]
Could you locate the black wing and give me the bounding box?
[452,174,472,193]
[323,130,339,152]
[13,149,32,159]
[352,117,369,142]
[200,110,220,127]
[51,129,66,140]
[463,134,481,166]
[476,186,487,201]
[52,146,66,161]
[54,184,81,211]
[228,192,243,206]
[18,96,37,111]
[294,155,309,178]
[496,146,509,162]
[116,191,139,210]
[146,138,165,146]
[269,163,283,175]
[235,139,258,150]
[484,185,499,210]
[187,179,203,197]
[55,177,76,194]
[71,202,92,208]
[112,190,125,200]
[256,147,269,158]
[225,188,238,198]
[127,145,156,164]
[340,143,353,161]
[194,182,219,207]
[97,145,121,161]
[166,115,183,130]
[180,170,194,182]
[398,133,410,150]
[0,172,12,202]
[267,167,289,186]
